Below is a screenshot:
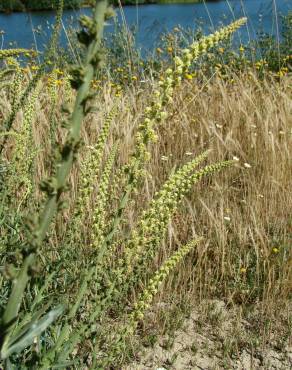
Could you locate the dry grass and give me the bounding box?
[1,69,291,364]
[5,70,292,299]
[154,73,292,301]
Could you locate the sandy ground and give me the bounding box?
[123,300,292,370]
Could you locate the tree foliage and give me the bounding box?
[0,0,82,11]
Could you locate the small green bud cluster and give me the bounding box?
[122,158,233,295]
[78,15,97,46]
[173,17,247,77]
[0,49,35,60]
[8,88,39,202]
[70,3,114,90]
[124,151,210,269]
[130,18,247,186]
[100,238,202,368]
[73,108,116,234]
[47,70,58,105]
[91,143,118,248]
[63,74,73,104]
[10,67,23,108]
[109,156,232,305]
[127,238,202,331]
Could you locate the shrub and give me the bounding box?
[0,0,25,12]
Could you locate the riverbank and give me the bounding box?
[0,0,81,13]
[0,0,203,13]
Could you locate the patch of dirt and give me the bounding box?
[123,300,292,370]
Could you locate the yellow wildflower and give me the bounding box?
[54,68,64,75]
[55,79,63,86]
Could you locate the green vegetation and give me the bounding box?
[0,0,203,12]
[0,0,291,368]
[0,0,82,11]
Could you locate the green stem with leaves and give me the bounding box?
[0,0,109,364]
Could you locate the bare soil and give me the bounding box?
[124,300,292,370]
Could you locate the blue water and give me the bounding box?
[0,0,291,52]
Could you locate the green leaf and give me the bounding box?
[1,305,64,359]
[1,254,35,330]
[4,357,16,370]
[51,360,77,368]
[7,299,53,348]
